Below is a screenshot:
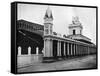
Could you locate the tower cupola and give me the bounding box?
[68,16,83,35]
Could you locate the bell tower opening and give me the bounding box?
[73,29,76,35]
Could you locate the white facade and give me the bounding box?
[68,16,83,35]
[67,16,91,42]
[43,8,94,58]
[69,25,83,35]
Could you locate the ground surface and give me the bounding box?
[18,55,97,73]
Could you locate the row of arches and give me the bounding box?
[17,46,41,55]
[17,29,44,56]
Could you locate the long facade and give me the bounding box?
[43,35,96,58]
[43,7,96,58]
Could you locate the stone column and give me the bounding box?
[64,42,66,56]
[18,46,21,55]
[78,45,80,55]
[71,43,72,56]
[28,46,31,55]
[74,44,76,56]
[44,39,49,57]
[36,47,39,55]
[88,46,90,55]
[43,38,53,57]
[59,41,61,56]
[67,43,69,56]
[50,39,53,57]
[76,44,77,55]
[57,41,60,56]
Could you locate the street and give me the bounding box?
[18,54,97,73]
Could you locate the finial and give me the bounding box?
[72,16,81,25]
[44,6,53,20]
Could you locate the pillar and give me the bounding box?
[50,39,53,57]
[76,44,77,55]
[57,41,60,56]
[28,46,31,55]
[67,43,69,56]
[88,46,90,55]
[36,47,39,55]
[18,46,21,55]
[71,43,72,56]
[74,44,76,56]
[43,38,53,57]
[64,42,66,56]
[59,41,61,56]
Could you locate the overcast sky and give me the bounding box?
[18,3,96,44]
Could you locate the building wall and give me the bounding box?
[69,26,82,35]
[70,35,91,41]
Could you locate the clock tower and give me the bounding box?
[43,7,53,57]
[44,7,53,36]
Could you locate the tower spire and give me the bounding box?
[44,6,53,20]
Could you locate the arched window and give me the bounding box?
[73,30,75,35]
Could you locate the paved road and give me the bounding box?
[18,55,97,73]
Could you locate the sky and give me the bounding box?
[18,3,96,44]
